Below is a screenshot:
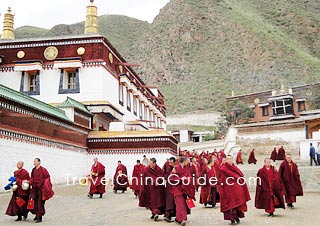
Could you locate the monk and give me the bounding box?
[236,150,243,165]
[88,158,106,199]
[139,158,165,221]
[270,147,278,162]
[248,149,257,164]
[199,158,219,208]
[278,146,286,160]
[279,154,303,208]
[163,157,176,222]
[131,160,145,198]
[6,161,30,221]
[255,158,285,216]
[220,155,251,225]
[29,158,54,223]
[169,157,196,226]
[113,161,129,193]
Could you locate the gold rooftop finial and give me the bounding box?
[1,7,15,40]
[85,0,99,34]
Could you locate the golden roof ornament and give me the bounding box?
[1,7,15,40]
[85,0,99,34]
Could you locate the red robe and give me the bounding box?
[200,165,219,206]
[236,151,243,164]
[255,166,285,213]
[219,163,251,221]
[30,166,52,218]
[89,162,106,194]
[6,168,30,217]
[278,147,286,160]
[279,160,303,203]
[113,164,129,191]
[270,148,278,161]
[131,164,145,196]
[162,162,176,218]
[248,150,257,164]
[139,164,165,215]
[169,164,195,223]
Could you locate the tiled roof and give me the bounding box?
[0,84,70,121]
[57,97,91,114]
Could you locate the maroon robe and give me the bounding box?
[169,164,196,223]
[200,165,219,206]
[113,164,129,191]
[131,164,145,196]
[89,162,106,195]
[139,164,165,215]
[236,151,243,164]
[162,162,176,218]
[6,168,30,217]
[279,160,303,204]
[278,147,286,160]
[219,163,251,221]
[248,150,257,164]
[255,166,285,213]
[30,166,52,218]
[270,148,278,161]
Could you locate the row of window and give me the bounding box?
[20,69,79,95]
[119,85,163,128]
[260,99,306,117]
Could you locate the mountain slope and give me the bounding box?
[12,0,320,115]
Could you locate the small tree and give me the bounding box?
[219,100,255,126]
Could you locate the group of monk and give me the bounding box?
[236,149,258,165]
[5,158,54,223]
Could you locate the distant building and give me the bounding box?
[171,130,215,143]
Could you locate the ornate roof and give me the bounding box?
[57,97,91,115]
[0,84,70,121]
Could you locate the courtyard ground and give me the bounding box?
[0,184,319,226]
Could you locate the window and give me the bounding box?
[20,71,40,95]
[58,69,80,94]
[119,85,124,106]
[262,106,269,116]
[145,107,149,121]
[298,101,306,112]
[133,97,137,116]
[272,98,293,116]
[139,102,143,120]
[127,89,132,111]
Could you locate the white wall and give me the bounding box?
[0,138,89,190]
[0,71,21,90]
[299,139,320,161]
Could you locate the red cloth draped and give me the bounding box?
[278,147,286,160]
[255,166,285,211]
[270,148,278,161]
[30,166,52,217]
[219,163,251,213]
[6,169,30,217]
[200,166,219,205]
[248,150,257,164]
[90,162,106,194]
[170,164,196,200]
[236,151,243,164]
[131,164,145,195]
[139,164,165,214]
[279,160,303,203]
[113,164,129,191]
[162,162,176,218]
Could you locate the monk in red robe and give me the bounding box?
[88,158,106,199]
[270,147,278,162]
[131,160,145,198]
[220,155,251,225]
[6,161,30,221]
[279,154,303,208]
[169,157,196,226]
[113,161,129,193]
[199,158,219,207]
[139,158,165,221]
[29,158,54,223]
[163,157,176,222]
[248,149,257,164]
[278,146,286,160]
[236,150,243,165]
[255,158,285,216]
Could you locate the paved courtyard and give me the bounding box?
[0,184,319,226]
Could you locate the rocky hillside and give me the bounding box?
[13,0,320,115]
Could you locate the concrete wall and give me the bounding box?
[299,139,320,161]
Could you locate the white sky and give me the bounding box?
[0,0,170,29]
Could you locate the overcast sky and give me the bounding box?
[0,0,170,29]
